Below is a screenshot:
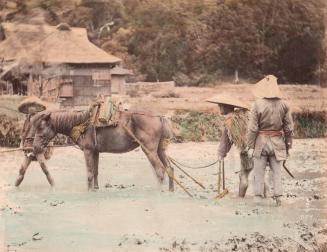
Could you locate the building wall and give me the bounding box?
[111,76,126,94]
[41,64,116,107]
[61,75,111,107]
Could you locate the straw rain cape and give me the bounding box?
[224,109,253,170]
[224,109,248,151]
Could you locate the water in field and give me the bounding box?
[1,139,326,251]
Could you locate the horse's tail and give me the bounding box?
[157,117,174,183]
[158,117,173,152]
[160,117,173,140]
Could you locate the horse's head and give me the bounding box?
[32,111,56,154]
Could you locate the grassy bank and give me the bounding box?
[171,111,223,142]
[1,110,326,148]
[171,110,327,142]
[293,111,327,138]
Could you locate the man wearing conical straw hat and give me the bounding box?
[15,96,54,188]
[207,94,253,197]
[246,75,294,206]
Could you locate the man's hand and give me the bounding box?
[285,140,292,158]
[247,148,254,158]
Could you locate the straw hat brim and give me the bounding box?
[18,96,47,114]
[253,75,282,98]
[206,95,249,110]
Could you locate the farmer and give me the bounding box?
[207,94,253,197]
[246,75,293,206]
[15,97,54,187]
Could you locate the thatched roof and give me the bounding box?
[0,23,121,64]
[109,66,133,76]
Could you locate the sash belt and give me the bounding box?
[258,130,283,136]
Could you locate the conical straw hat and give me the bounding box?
[253,75,282,98]
[18,96,47,114]
[206,93,249,110]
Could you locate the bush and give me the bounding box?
[0,115,71,148]
[0,115,21,148]
[293,110,327,138]
[171,111,223,142]
[171,110,327,142]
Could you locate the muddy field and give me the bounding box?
[0,139,326,251]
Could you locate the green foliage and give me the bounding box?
[126,0,195,82]
[122,0,325,84]
[0,115,21,148]
[171,111,223,142]
[171,110,327,143]
[13,0,327,85]
[293,110,327,138]
[202,0,326,83]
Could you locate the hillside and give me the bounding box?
[0,0,326,85]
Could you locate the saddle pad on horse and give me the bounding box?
[70,97,125,142]
[95,96,121,127]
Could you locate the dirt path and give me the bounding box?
[0,139,326,251]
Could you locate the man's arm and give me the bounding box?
[246,103,259,149]
[218,128,233,160]
[282,103,294,151]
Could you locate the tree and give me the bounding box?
[201,0,325,83]
[125,0,192,82]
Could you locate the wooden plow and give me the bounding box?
[215,160,228,199]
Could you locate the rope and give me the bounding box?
[120,123,193,198]
[168,156,219,169]
[0,144,78,153]
[167,157,206,189]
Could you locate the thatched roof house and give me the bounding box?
[109,66,133,94]
[0,22,121,64]
[0,22,130,105]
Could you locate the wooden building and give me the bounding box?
[0,22,132,106]
[110,66,133,95]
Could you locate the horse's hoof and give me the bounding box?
[273,196,282,207]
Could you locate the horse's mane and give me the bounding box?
[32,110,90,134]
[51,110,90,133]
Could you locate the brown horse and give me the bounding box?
[31,109,174,191]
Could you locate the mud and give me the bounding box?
[0,139,326,251]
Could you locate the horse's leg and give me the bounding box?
[158,141,174,192]
[130,118,166,185]
[84,149,95,190]
[15,156,32,187]
[93,152,100,190]
[36,154,54,187]
[143,149,166,183]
